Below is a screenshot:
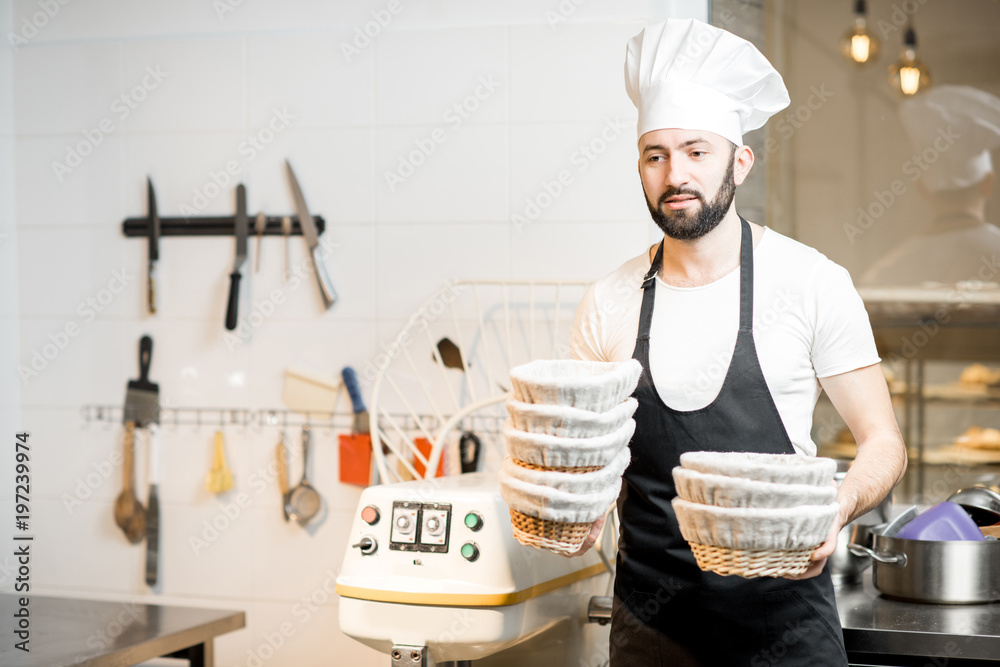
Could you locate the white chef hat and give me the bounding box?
[625,18,789,146]
[899,85,1000,192]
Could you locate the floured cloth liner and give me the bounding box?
[672,467,837,508]
[672,497,839,550]
[502,446,631,493]
[503,417,636,468]
[509,358,642,413]
[679,451,837,486]
[506,396,638,438]
[499,448,631,523]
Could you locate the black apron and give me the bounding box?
[610,218,848,667]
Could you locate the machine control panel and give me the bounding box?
[390,501,452,553]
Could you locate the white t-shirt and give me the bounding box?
[571,227,880,456]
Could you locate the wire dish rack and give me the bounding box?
[369,279,592,484]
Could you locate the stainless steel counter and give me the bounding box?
[0,594,245,667]
[837,579,1000,664]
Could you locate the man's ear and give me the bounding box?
[733,145,754,186]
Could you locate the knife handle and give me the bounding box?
[341,367,366,414]
[147,263,157,315]
[225,271,241,331]
[310,244,338,309]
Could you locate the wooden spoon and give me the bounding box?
[114,422,147,544]
[113,422,136,534]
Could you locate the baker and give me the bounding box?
[569,19,907,666]
[862,84,1000,286]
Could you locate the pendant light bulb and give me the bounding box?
[840,0,880,65]
[889,26,931,96]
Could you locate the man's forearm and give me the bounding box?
[836,432,907,525]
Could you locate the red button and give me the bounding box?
[361,506,380,525]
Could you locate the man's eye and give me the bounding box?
[690,151,705,158]
[649,155,664,162]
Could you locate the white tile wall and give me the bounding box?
[509,120,646,224]
[375,124,508,222]
[239,127,376,225]
[376,27,507,126]
[121,39,243,133]
[8,2,710,664]
[15,134,124,227]
[246,32,375,129]
[375,222,510,319]
[509,23,641,124]
[14,42,122,135]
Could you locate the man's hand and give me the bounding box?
[785,482,845,581]
[784,513,842,579]
[562,514,607,558]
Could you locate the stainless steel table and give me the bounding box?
[837,579,1000,666]
[0,594,245,667]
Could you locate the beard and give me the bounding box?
[644,158,737,240]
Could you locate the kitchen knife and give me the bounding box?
[147,178,160,315]
[254,212,266,273]
[225,184,248,331]
[284,160,337,309]
[145,423,160,587]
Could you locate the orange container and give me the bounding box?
[414,437,445,478]
[338,433,372,486]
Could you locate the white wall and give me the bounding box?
[4,2,706,666]
[0,0,21,583]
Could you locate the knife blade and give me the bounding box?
[225,184,248,331]
[147,178,160,315]
[284,160,337,309]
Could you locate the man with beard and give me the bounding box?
[569,19,906,666]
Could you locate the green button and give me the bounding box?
[464,512,483,530]
[461,543,479,561]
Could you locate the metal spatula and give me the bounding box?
[124,335,159,427]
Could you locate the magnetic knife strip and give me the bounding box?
[122,215,324,237]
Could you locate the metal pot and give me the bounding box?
[948,486,1000,526]
[849,525,1000,604]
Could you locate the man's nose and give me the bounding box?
[663,158,690,188]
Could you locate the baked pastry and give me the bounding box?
[955,425,1000,450]
[960,363,999,386]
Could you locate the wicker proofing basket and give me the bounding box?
[508,459,602,555]
[687,541,820,578]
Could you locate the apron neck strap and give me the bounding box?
[640,216,755,331]
[738,216,753,333]
[642,242,665,289]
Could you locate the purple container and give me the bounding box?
[896,501,986,542]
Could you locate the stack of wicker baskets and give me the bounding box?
[671,452,840,578]
[499,359,642,555]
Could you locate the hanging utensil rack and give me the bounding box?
[80,404,507,437]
